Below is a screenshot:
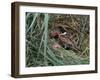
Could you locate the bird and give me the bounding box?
[49,26,82,54]
[50,31,81,53]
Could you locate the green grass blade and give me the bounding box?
[27,13,39,33]
[43,13,49,65]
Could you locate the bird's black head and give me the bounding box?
[58,26,66,33]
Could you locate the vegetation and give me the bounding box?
[26,12,89,67]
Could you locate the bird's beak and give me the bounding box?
[60,32,67,36]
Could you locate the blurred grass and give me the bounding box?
[26,12,89,67]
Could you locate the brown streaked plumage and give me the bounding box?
[58,34,81,54]
[49,26,81,54]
